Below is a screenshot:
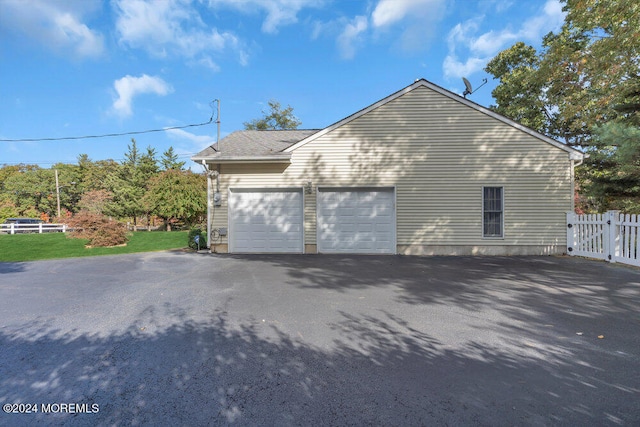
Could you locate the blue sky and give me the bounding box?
[0,0,565,168]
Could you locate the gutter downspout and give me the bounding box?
[570,156,585,213]
[201,160,213,252]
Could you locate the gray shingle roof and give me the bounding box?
[193,129,319,160]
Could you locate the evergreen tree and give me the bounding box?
[161,146,186,170]
[105,139,149,226]
[485,0,640,211]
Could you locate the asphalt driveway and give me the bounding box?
[1,253,639,426]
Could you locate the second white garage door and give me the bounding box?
[317,188,395,254]
[229,189,303,253]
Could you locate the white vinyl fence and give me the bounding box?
[0,223,68,234]
[567,211,640,267]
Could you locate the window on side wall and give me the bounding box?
[483,186,503,238]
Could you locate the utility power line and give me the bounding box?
[0,152,199,167]
[0,120,212,142]
[0,101,217,142]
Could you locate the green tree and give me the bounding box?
[161,146,186,170]
[52,162,82,216]
[105,139,148,226]
[139,146,160,178]
[0,165,31,193]
[139,146,160,228]
[244,100,302,130]
[3,167,57,217]
[485,0,640,210]
[0,165,27,221]
[581,84,640,211]
[143,170,206,231]
[0,197,20,223]
[0,165,40,210]
[77,154,121,192]
[484,42,550,135]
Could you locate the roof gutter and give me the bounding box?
[191,154,292,164]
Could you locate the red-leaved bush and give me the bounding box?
[66,210,128,247]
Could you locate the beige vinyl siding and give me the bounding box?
[210,85,572,252]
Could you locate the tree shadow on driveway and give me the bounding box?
[2,304,639,425]
[223,253,636,299]
[222,254,640,323]
[0,262,26,274]
[1,254,639,425]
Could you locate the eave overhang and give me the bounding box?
[191,154,292,165]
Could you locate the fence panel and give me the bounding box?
[613,213,640,267]
[567,211,640,267]
[0,223,67,234]
[566,212,608,260]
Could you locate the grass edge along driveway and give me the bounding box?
[0,231,189,262]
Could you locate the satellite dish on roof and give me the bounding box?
[461,77,488,98]
[462,78,473,98]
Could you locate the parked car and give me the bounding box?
[2,218,45,234]
[4,218,44,224]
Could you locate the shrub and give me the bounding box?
[66,210,128,247]
[188,228,206,250]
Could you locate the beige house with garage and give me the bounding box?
[192,79,585,255]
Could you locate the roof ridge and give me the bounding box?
[283,79,584,159]
[237,129,320,134]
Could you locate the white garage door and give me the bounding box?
[229,189,303,253]
[317,188,395,254]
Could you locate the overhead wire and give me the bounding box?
[0,152,200,166]
[0,100,217,142]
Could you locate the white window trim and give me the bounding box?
[482,186,504,239]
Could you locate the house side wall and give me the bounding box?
[209,86,573,255]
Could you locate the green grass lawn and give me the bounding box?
[0,231,190,262]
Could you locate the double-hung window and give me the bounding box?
[483,187,503,238]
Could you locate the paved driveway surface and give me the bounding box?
[0,253,639,426]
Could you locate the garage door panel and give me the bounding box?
[229,190,303,253]
[357,224,373,233]
[318,189,395,254]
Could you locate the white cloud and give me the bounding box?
[112,75,174,118]
[470,29,517,56]
[113,0,247,66]
[166,128,216,147]
[0,0,104,58]
[165,128,216,170]
[208,0,322,34]
[443,0,566,79]
[442,55,487,80]
[443,18,489,78]
[337,16,368,60]
[371,0,438,28]
[310,16,344,41]
[192,56,222,72]
[446,18,482,51]
[259,0,311,33]
[520,0,565,40]
[492,0,514,13]
[374,0,447,53]
[312,0,445,59]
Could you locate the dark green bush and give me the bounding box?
[188,228,206,250]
